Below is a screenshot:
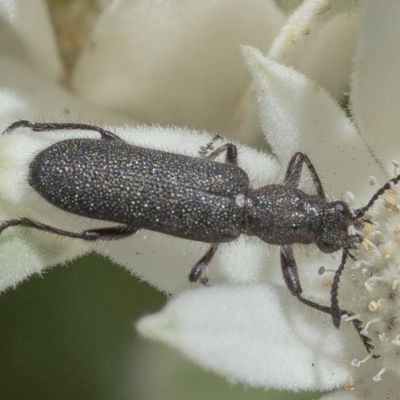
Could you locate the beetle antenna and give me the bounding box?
[331,250,349,328]
[355,173,400,218]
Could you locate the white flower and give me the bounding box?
[137,2,400,399]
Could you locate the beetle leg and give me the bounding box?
[284,152,326,200]
[280,245,374,352]
[198,134,222,157]
[205,143,238,165]
[0,217,138,240]
[188,243,219,283]
[2,120,120,141]
[187,142,237,284]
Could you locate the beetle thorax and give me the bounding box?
[245,185,324,246]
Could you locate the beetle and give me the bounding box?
[2,120,397,353]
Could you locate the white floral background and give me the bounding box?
[0,0,399,399]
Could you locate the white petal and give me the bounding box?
[72,0,285,134]
[270,0,362,99]
[0,0,63,80]
[0,126,91,292]
[0,57,131,128]
[0,56,130,291]
[137,285,353,391]
[242,46,387,197]
[0,217,88,292]
[351,1,400,176]
[229,82,265,148]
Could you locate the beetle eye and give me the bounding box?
[317,240,336,253]
[333,200,353,219]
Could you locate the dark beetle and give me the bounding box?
[2,120,398,353]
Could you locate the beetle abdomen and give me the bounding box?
[28,139,249,242]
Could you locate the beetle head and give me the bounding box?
[317,201,363,253]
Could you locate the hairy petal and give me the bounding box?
[242,46,386,197]
[270,0,362,99]
[0,0,63,80]
[72,0,285,134]
[351,0,400,176]
[137,285,353,390]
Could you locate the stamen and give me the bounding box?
[365,276,383,287]
[362,268,372,278]
[351,261,362,270]
[391,275,400,290]
[363,210,373,220]
[391,334,400,346]
[351,352,373,367]
[318,266,336,275]
[360,317,380,335]
[343,313,361,322]
[342,191,355,204]
[379,332,390,342]
[369,176,378,186]
[365,276,383,291]
[392,159,400,176]
[372,367,387,382]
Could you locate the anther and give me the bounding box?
[360,317,380,336]
[363,222,373,235]
[365,276,382,291]
[365,276,382,287]
[368,300,379,312]
[391,334,400,346]
[341,191,355,204]
[379,332,390,342]
[351,352,374,367]
[361,239,375,252]
[383,192,399,211]
[362,268,372,278]
[372,367,387,382]
[317,266,336,275]
[391,275,400,290]
[369,176,378,186]
[351,261,361,270]
[363,210,373,220]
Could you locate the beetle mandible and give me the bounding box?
[2,120,398,353]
